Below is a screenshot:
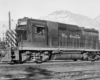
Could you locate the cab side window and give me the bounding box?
[35,25,45,35]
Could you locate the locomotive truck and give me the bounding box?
[1,17,100,63]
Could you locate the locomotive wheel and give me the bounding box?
[91,59,95,62]
[35,56,43,63]
[35,52,49,63]
[94,55,100,61]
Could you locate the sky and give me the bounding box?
[0,0,100,21]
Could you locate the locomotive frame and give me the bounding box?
[4,17,100,63]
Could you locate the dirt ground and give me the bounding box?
[0,62,100,80]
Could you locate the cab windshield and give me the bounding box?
[16,21,27,30]
[16,21,27,40]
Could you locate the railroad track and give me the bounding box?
[0,61,99,80]
[0,68,100,80]
[76,76,100,80]
[52,69,100,80]
[0,60,100,66]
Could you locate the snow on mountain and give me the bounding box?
[40,10,93,28]
[94,15,100,22]
[40,10,100,28]
[40,10,100,38]
[92,16,100,31]
[40,10,78,25]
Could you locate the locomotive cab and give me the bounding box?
[16,18,28,41]
[15,17,48,49]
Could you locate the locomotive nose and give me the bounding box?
[16,30,27,42]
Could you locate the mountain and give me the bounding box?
[40,10,100,38]
[40,10,100,29]
[40,10,78,25]
[94,15,100,22]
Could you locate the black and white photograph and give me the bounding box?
[0,0,100,80]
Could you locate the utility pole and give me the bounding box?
[8,11,11,30]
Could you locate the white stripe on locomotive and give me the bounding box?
[6,33,15,47]
[7,30,16,40]
[6,30,17,48]
[7,31,17,43]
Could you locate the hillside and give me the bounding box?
[40,10,100,31]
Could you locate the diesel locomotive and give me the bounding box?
[2,17,100,63]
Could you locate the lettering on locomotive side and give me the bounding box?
[70,34,80,39]
[61,33,80,39]
[61,33,67,38]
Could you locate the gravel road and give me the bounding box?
[0,61,100,80]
